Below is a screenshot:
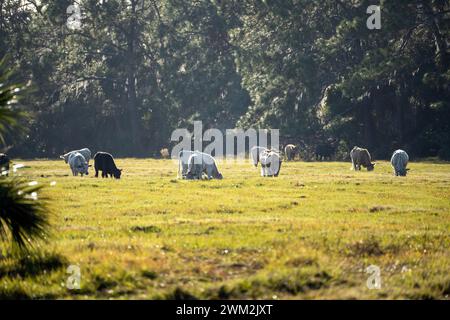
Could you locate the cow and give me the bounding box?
[181,150,222,180]
[284,144,298,161]
[260,150,282,177]
[0,153,10,175]
[60,148,92,164]
[250,146,280,167]
[94,152,122,179]
[350,146,375,171]
[391,149,409,176]
[68,152,90,176]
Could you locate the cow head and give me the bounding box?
[398,168,410,176]
[367,162,376,171]
[215,172,223,180]
[113,168,122,179]
[77,162,89,175]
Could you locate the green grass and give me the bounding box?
[1,159,449,299]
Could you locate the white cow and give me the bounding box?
[179,150,223,180]
[260,150,282,177]
[250,146,281,167]
[391,149,409,176]
[68,152,90,176]
[60,148,92,164]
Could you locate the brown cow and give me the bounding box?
[350,146,375,171]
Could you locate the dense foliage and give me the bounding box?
[1,0,448,159]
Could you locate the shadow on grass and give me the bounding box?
[0,252,67,279]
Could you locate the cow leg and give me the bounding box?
[205,166,212,179]
[95,169,99,178]
[182,164,188,179]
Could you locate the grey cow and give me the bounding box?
[350,146,375,171]
[68,152,90,176]
[185,152,223,180]
[284,144,298,161]
[391,149,409,176]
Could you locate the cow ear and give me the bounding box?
[88,165,92,167]
[59,155,64,159]
[120,169,123,172]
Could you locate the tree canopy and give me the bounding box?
[1,0,449,159]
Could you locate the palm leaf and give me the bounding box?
[0,178,50,251]
[0,57,26,145]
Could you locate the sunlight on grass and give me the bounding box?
[0,159,449,299]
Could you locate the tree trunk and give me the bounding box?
[421,1,448,70]
[363,95,375,149]
[126,0,140,155]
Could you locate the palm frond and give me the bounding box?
[0,57,26,145]
[0,178,50,252]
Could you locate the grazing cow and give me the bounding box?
[60,148,92,164]
[391,149,409,176]
[260,151,282,177]
[250,146,281,167]
[284,144,298,161]
[94,152,122,179]
[68,152,90,176]
[181,151,222,180]
[0,153,10,175]
[350,146,375,171]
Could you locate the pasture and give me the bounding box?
[0,159,449,299]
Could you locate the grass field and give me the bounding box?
[1,159,449,299]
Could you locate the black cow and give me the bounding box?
[94,152,122,179]
[0,153,10,175]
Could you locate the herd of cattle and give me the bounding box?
[0,145,410,179]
